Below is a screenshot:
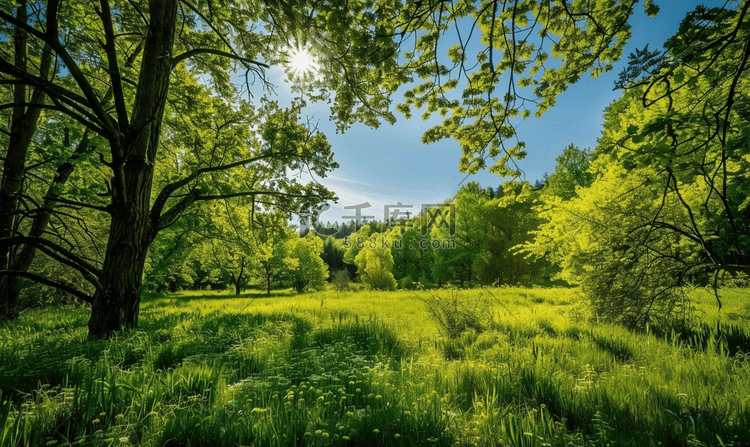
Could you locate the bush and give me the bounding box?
[331,269,351,291]
[398,276,418,290]
[420,290,491,339]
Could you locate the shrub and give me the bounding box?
[331,269,351,291]
[420,290,491,339]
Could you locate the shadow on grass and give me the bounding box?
[143,288,298,305]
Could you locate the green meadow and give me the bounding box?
[2,287,749,447]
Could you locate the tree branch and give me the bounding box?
[0,236,102,277]
[98,0,130,131]
[171,48,269,69]
[42,196,110,213]
[0,270,93,303]
[150,152,285,227]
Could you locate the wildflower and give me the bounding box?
[395,434,401,438]
[373,429,380,434]
[343,436,350,441]
[315,430,323,435]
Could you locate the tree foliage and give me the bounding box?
[354,234,397,290]
[285,234,328,293]
[528,1,750,325]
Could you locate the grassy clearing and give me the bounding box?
[1,287,749,446]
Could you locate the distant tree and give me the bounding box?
[354,234,397,291]
[144,218,197,293]
[431,184,487,287]
[251,214,296,296]
[321,236,346,276]
[285,235,328,293]
[343,225,373,275]
[386,226,421,282]
[474,182,549,286]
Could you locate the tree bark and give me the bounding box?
[87,0,178,338]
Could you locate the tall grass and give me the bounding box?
[1,286,749,446]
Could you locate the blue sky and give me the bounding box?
[269,1,729,226]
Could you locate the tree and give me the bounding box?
[395,0,647,177]
[144,215,197,293]
[611,2,750,290]
[320,236,346,276]
[191,200,260,296]
[476,181,550,286]
[252,217,296,296]
[527,2,750,325]
[527,163,694,326]
[431,183,486,287]
[0,0,397,336]
[343,224,373,275]
[285,234,328,293]
[386,225,429,284]
[354,233,397,290]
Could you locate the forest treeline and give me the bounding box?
[1,0,748,336]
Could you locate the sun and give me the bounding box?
[287,45,318,77]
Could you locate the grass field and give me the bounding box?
[1,287,749,446]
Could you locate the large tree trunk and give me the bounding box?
[87,0,177,338]
[88,193,152,336]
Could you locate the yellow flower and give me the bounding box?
[373,429,380,434]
